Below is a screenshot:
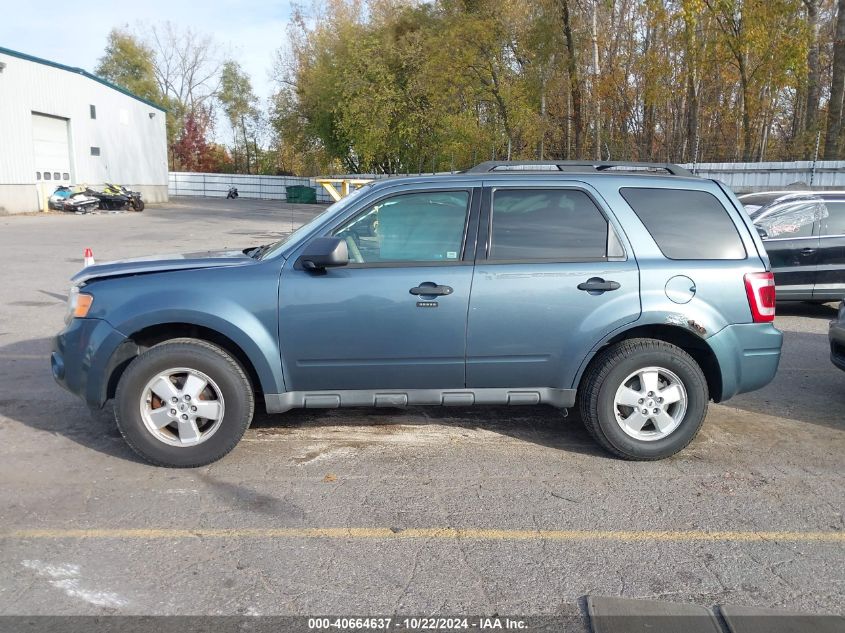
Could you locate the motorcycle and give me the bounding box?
[227,186,239,199]
[85,185,129,211]
[102,183,145,212]
[82,183,144,211]
[48,186,101,214]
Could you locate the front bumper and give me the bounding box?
[830,319,845,372]
[707,323,783,401]
[52,318,133,408]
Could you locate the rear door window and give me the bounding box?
[820,201,845,236]
[620,187,746,259]
[489,189,611,260]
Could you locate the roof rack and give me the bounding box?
[465,160,694,177]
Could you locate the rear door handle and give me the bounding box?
[800,248,817,256]
[577,277,621,293]
[410,283,453,296]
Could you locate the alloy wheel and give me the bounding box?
[613,366,688,441]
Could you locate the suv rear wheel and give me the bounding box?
[579,338,708,460]
[114,338,254,467]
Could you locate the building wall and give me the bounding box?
[0,50,168,214]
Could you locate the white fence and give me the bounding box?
[169,161,845,202]
[683,160,845,192]
[168,172,335,203]
[167,171,424,203]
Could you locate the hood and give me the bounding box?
[72,248,256,284]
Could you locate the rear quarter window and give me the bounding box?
[620,187,746,260]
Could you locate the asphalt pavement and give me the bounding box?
[0,197,842,625]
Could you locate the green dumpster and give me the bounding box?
[286,185,317,203]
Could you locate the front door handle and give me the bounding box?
[410,283,453,296]
[800,247,817,256]
[577,277,621,293]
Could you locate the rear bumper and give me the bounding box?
[830,320,845,372]
[708,323,783,401]
[52,318,134,408]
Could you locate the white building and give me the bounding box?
[0,46,168,214]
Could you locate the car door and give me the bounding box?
[755,200,821,300]
[278,185,479,392]
[465,183,640,392]
[813,199,845,301]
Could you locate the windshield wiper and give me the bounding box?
[247,244,271,259]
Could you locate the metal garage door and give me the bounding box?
[31,113,71,184]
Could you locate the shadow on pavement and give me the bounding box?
[0,336,146,463]
[775,301,839,319]
[3,324,842,468]
[1,337,606,465]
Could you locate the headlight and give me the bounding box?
[65,286,93,324]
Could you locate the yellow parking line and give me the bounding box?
[1,528,842,542]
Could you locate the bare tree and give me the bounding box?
[146,22,223,111]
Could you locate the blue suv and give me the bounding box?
[52,161,783,467]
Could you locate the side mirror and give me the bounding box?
[298,236,349,271]
[756,226,768,240]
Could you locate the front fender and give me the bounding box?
[85,264,285,396]
[111,305,284,395]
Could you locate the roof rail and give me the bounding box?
[465,160,694,177]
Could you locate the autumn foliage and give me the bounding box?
[271,0,845,174]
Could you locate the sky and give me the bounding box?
[0,0,293,104]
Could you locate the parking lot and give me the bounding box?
[0,198,842,622]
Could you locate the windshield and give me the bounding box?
[259,184,374,259]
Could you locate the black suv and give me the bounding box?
[738,191,845,302]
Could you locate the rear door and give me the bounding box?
[814,199,845,301]
[754,200,821,300]
[465,183,640,390]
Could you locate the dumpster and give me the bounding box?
[286,185,317,203]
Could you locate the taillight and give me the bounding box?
[744,272,776,322]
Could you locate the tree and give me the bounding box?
[143,22,225,169]
[219,61,260,173]
[269,0,839,173]
[558,0,583,157]
[804,0,822,135]
[704,0,806,161]
[680,0,703,163]
[171,108,216,172]
[146,21,222,111]
[95,29,161,103]
[825,0,845,159]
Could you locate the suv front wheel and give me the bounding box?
[114,338,254,467]
[579,338,708,460]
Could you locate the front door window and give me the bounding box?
[334,191,469,264]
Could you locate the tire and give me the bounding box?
[578,338,708,461]
[133,199,145,212]
[114,338,254,467]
